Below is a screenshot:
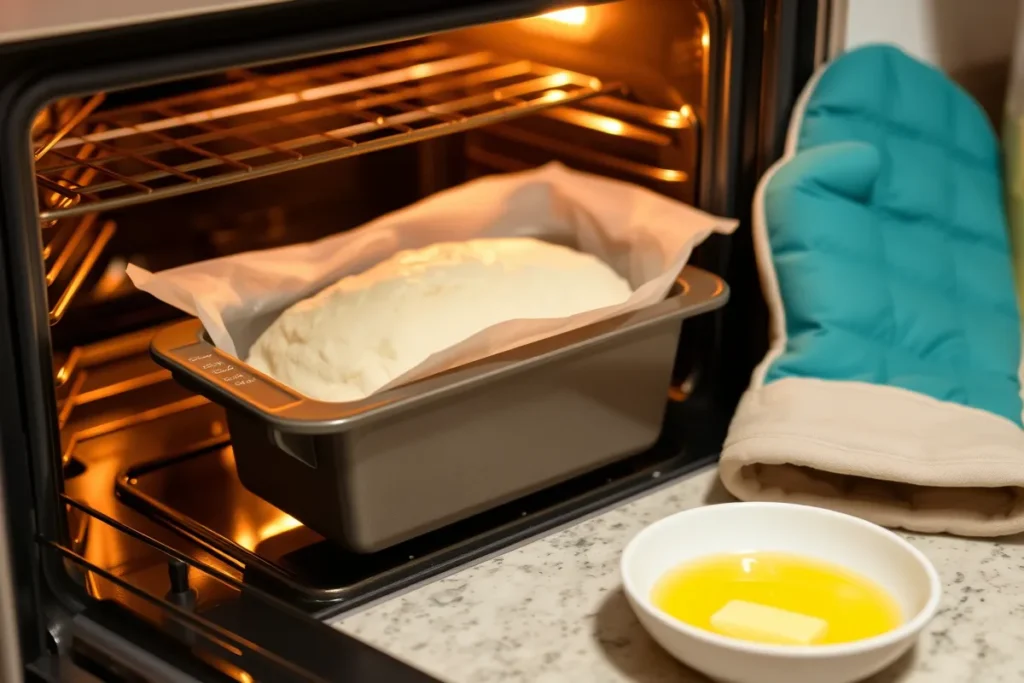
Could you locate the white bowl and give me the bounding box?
[620,502,941,683]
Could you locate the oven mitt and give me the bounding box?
[719,44,1024,537]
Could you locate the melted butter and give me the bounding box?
[651,551,903,645]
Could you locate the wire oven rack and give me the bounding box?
[34,42,620,221]
[44,214,117,325]
[466,95,697,198]
[32,94,106,161]
[37,106,120,326]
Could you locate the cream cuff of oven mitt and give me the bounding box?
[719,377,1024,537]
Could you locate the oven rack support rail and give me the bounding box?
[42,495,348,682]
[34,42,621,221]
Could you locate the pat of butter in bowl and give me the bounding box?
[710,600,828,646]
[651,551,903,646]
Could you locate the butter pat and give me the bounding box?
[709,600,828,645]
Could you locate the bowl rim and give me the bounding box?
[620,501,942,658]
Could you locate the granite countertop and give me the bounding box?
[331,467,1024,683]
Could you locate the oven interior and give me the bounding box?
[30,0,725,633]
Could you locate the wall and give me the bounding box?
[835,0,1020,122]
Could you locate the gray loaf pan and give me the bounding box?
[150,266,728,553]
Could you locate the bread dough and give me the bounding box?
[246,237,632,402]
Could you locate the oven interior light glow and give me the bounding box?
[539,7,589,26]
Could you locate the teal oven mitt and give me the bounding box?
[720,45,1024,537]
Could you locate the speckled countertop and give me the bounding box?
[331,467,1024,682]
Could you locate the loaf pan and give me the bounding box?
[150,265,728,553]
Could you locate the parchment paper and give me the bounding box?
[127,162,738,398]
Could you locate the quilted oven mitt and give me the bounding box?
[719,44,1024,537]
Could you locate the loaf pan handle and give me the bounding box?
[149,327,305,414]
[671,265,726,309]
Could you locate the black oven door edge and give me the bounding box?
[0,0,822,680]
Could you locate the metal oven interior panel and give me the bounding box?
[30,8,718,637]
[36,0,715,613]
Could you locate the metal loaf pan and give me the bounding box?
[150,266,728,553]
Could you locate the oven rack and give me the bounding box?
[467,95,697,197]
[483,120,689,182]
[39,105,119,324]
[41,498,333,681]
[55,324,191,465]
[35,42,620,221]
[32,94,106,161]
[44,214,117,326]
[55,323,156,388]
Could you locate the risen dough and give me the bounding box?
[246,237,632,402]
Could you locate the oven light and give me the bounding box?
[701,31,710,49]
[539,6,589,26]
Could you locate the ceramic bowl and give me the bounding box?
[620,502,941,683]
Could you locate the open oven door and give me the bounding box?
[4,475,439,682]
[4,445,437,683]
[31,524,441,683]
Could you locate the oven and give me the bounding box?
[0,0,826,680]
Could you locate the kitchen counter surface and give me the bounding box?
[331,467,1024,682]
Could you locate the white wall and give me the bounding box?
[841,0,1019,72]
[836,0,1020,121]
